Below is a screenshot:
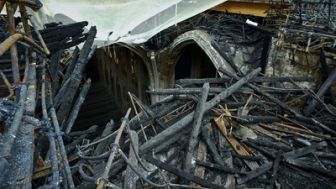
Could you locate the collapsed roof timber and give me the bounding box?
[0,0,335,189]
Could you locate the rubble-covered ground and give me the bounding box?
[0,0,336,189]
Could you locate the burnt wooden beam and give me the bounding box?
[49,86,75,189]
[64,78,91,134]
[148,87,307,95]
[304,67,336,115]
[145,155,224,189]
[184,83,210,172]
[57,26,96,123]
[237,162,272,185]
[177,76,314,85]
[195,160,243,175]
[123,130,139,189]
[201,124,224,166]
[0,85,27,184]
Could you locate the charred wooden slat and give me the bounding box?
[123,130,139,189]
[201,124,224,166]
[196,160,243,175]
[177,76,314,85]
[64,79,91,134]
[149,87,308,95]
[184,83,209,172]
[57,26,96,123]
[145,155,224,189]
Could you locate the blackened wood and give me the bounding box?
[25,53,37,115]
[236,115,279,124]
[5,52,37,189]
[196,160,243,175]
[283,141,327,160]
[94,121,114,155]
[68,124,98,137]
[149,87,307,95]
[184,83,210,172]
[41,60,59,188]
[57,27,96,123]
[237,162,272,184]
[49,50,63,93]
[64,79,91,134]
[267,152,281,189]
[97,108,131,189]
[201,124,224,166]
[5,122,34,189]
[177,76,313,85]
[304,67,336,116]
[49,90,75,189]
[145,155,224,189]
[63,47,79,84]
[139,68,261,154]
[0,85,27,159]
[123,130,139,189]
[286,158,336,179]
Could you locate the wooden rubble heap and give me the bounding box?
[74,66,336,189]
[0,0,96,188]
[0,1,336,189]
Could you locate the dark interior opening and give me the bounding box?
[73,46,150,130]
[175,43,217,80]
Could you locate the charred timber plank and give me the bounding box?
[39,21,88,35]
[96,109,131,189]
[64,79,91,134]
[49,94,75,189]
[184,83,210,172]
[145,155,224,189]
[201,124,224,166]
[237,162,272,185]
[193,141,207,188]
[63,47,79,85]
[94,121,114,155]
[139,68,261,154]
[282,141,327,160]
[285,158,336,179]
[0,85,27,184]
[57,27,96,123]
[41,60,60,187]
[49,50,63,93]
[5,53,37,189]
[149,87,307,95]
[177,76,314,85]
[5,123,34,189]
[196,160,243,175]
[267,152,281,189]
[123,130,139,189]
[304,68,336,115]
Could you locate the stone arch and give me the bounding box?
[165,30,235,84]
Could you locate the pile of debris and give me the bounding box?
[0,1,96,188]
[0,1,336,189]
[72,67,336,189]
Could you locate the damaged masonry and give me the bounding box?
[0,0,336,189]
